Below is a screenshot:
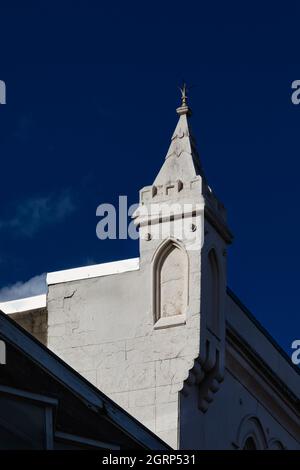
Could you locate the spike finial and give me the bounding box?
[177,82,192,116]
[179,82,188,106]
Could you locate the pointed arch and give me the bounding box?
[243,437,257,450]
[236,415,268,450]
[268,438,285,450]
[152,238,189,326]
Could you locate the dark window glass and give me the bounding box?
[243,437,257,450]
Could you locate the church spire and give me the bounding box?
[153,84,204,185]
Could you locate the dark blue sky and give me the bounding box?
[0,2,300,355]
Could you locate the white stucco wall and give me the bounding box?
[47,260,201,448]
[180,368,300,449]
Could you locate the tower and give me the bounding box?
[133,84,233,429]
[46,87,233,449]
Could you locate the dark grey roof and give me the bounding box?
[0,309,170,450]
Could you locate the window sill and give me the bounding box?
[154,314,186,330]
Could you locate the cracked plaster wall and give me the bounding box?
[47,262,201,449]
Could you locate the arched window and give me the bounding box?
[153,239,188,326]
[236,416,267,450]
[268,439,284,450]
[206,249,220,336]
[243,437,257,450]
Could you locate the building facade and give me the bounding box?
[1,93,299,449]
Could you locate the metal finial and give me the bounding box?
[179,82,188,106]
[177,82,191,116]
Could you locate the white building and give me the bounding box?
[1,91,299,449]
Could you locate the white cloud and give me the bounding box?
[0,190,75,237]
[0,273,47,301]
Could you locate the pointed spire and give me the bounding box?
[153,84,204,185]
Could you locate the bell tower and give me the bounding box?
[133,85,233,412]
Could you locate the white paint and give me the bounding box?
[0,294,46,314]
[47,258,140,285]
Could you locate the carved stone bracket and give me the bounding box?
[182,338,224,412]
